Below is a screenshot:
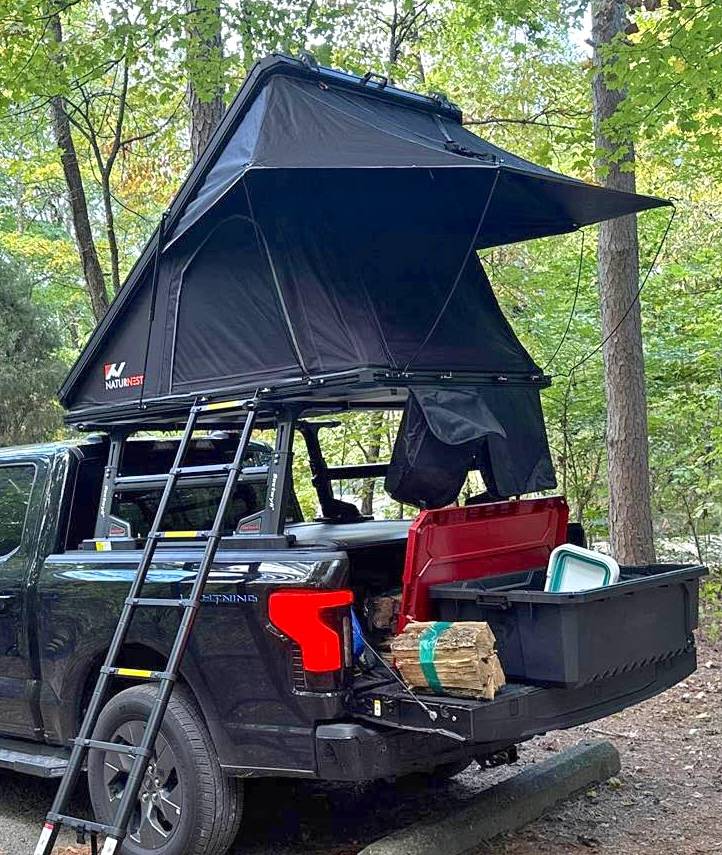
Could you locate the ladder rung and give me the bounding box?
[47,813,121,837]
[72,738,153,758]
[101,666,176,681]
[125,596,196,608]
[153,530,211,540]
[174,463,233,476]
[197,399,246,412]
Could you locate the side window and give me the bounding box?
[111,482,269,539]
[0,465,35,557]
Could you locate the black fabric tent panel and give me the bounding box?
[172,74,666,249]
[385,386,556,507]
[68,272,153,409]
[248,195,540,380]
[59,54,670,420]
[172,216,300,389]
[66,206,541,407]
[164,211,541,393]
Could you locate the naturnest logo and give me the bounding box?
[103,361,144,392]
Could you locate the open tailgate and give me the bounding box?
[351,647,696,744]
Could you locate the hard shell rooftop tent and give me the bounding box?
[57,53,668,501]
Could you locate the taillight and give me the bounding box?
[268,589,354,673]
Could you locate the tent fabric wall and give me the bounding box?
[59,55,669,420]
[65,203,541,409]
[67,271,153,409]
[171,215,301,390]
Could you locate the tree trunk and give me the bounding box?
[387,0,399,83]
[186,0,225,163]
[48,12,109,323]
[592,0,655,564]
[360,411,385,516]
[101,172,121,294]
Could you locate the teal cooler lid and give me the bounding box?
[545,544,620,593]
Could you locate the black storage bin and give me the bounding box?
[430,563,707,686]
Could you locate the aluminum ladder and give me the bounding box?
[35,399,256,855]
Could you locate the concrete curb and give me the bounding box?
[357,740,621,855]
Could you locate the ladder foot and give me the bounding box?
[33,822,57,855]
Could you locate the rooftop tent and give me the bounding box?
[59,54,669,427]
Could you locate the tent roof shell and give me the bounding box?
[58,54,668,428]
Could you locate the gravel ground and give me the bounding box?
[1,634,719,855]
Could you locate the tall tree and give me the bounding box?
[0,257,66,445]
[591,0,655,563]
[186,0,225,163]
[47,9,110,322]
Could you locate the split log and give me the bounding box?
[367,593,402,630]
[391,621,505,700]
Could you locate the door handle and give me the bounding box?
[0,594,14,612]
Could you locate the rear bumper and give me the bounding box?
[315,646,695,781]
[315,722,483,781]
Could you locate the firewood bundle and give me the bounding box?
[391,621,506,700]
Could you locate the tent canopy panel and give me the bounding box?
[59,53,669,426]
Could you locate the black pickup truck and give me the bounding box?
[0,428,704,855]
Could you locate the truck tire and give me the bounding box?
[88,685,243,855]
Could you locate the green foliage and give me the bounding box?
[606,1,722,177]
[0,0,717,565]
[0,255,67,445]
[700,569,722,642]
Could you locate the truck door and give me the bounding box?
[0,462,40,738]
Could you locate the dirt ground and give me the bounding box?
[4,632,719,855]
[483,632,722,855]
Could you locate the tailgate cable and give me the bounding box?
[361,640,466,742]
[361,639,438,720]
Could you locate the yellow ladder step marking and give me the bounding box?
[204,399,243,412]
[117,668,153,679]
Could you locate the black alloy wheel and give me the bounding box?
[88,685,243,855]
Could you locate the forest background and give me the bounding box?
[0,0,719,621]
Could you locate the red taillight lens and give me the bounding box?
[268,589,354,672]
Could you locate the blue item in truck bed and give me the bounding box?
[351,610,366,659]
